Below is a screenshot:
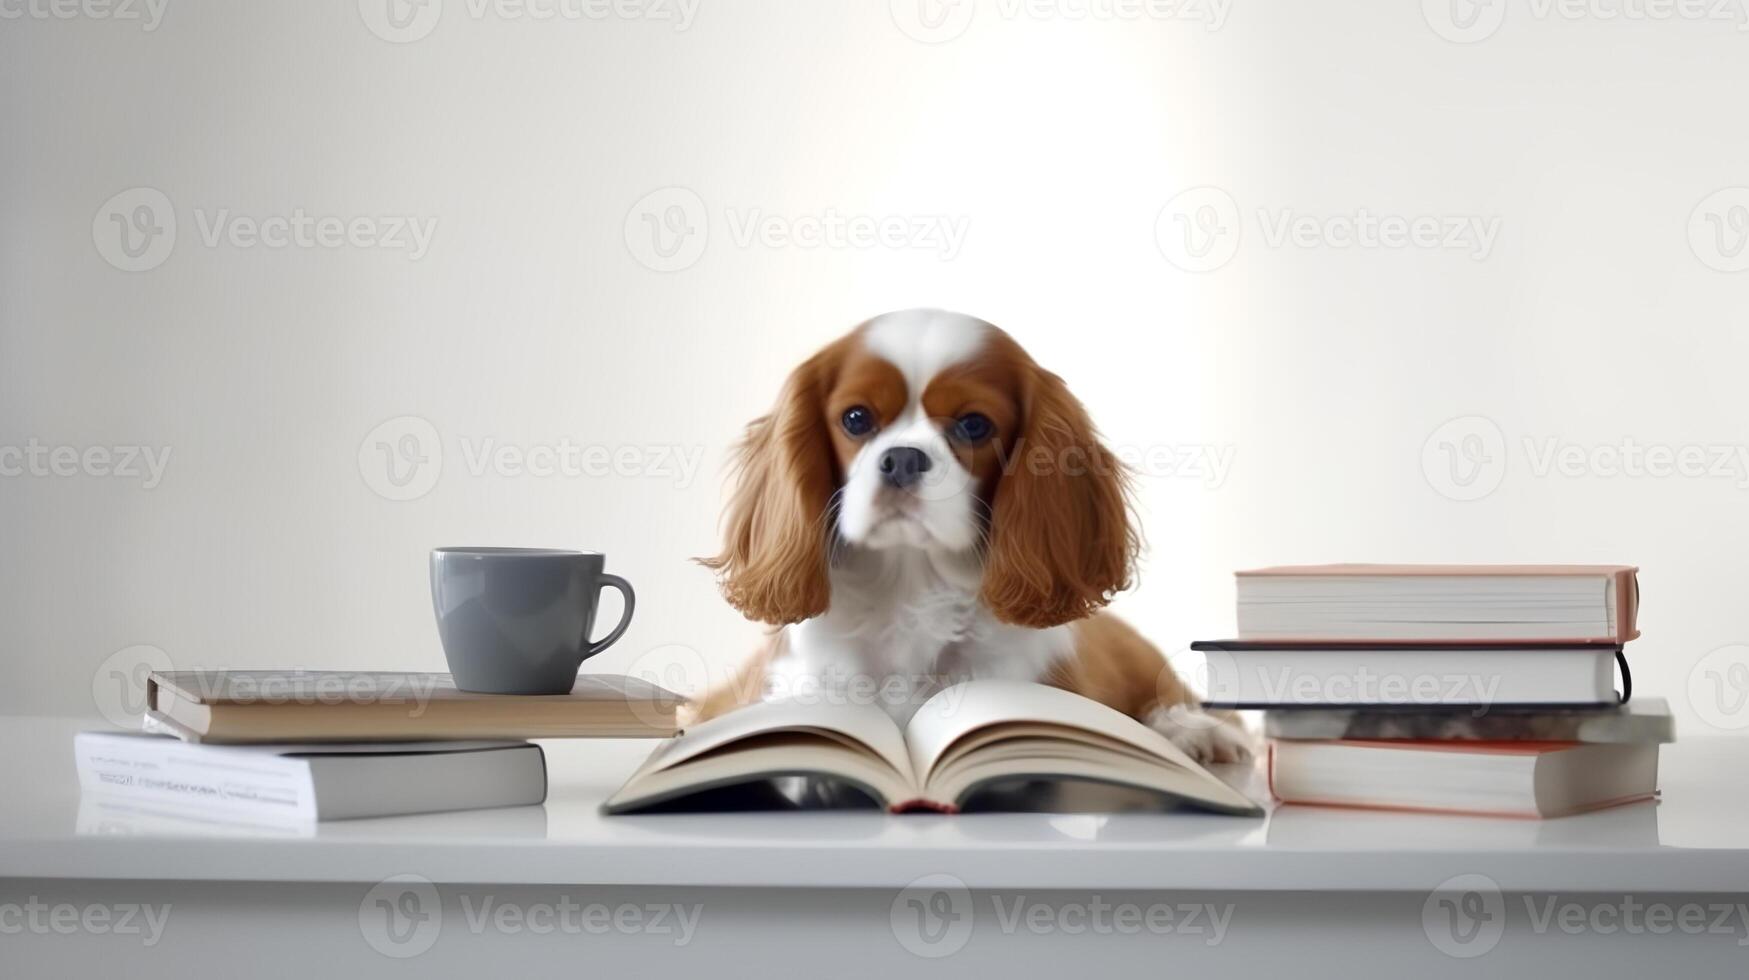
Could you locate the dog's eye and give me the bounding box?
[840,406,877,438]
[949,413,994,444]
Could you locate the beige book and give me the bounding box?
[145,670,683,743]
[603,681,1263,815]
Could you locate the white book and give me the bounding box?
[1193,642,1620,706]
[1269,740,1660,819]
[603,681,1263,815]
[1234,564,1640,642]
[74,732,547,822]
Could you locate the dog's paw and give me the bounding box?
[1144,704,1255,766]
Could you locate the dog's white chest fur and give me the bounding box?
[769,548,1074,725]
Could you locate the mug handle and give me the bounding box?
[586,573,635,656]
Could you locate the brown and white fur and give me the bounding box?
[692,309,1251,764]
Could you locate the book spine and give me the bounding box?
[889,798,959,814]
[1619,569,1641,641]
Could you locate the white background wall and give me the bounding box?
[3,0,1748,735]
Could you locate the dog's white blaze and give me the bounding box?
[861,309,988,401]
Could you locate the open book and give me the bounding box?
[603,681,1262,815]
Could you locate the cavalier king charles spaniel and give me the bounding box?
[691,309,1251,764]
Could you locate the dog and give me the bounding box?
[690,309,1251,764]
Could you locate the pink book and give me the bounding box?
[1235,564,1640,644]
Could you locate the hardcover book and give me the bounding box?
[1190,641,1624,707]
[1234,564,1640,643]
[145,670,683,743]
[1267,739,1660,819]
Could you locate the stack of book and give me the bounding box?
[74,670,683,830]
[1194,564,1670,818]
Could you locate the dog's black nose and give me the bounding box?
[878,446,932,489]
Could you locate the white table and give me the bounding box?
[3,714,1746,977]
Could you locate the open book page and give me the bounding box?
[903,681,1260,813]
[604,697,918,811]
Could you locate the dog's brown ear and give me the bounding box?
[698,346,842,624]
[980,362,1138,628]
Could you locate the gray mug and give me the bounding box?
[430,547,635,694]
